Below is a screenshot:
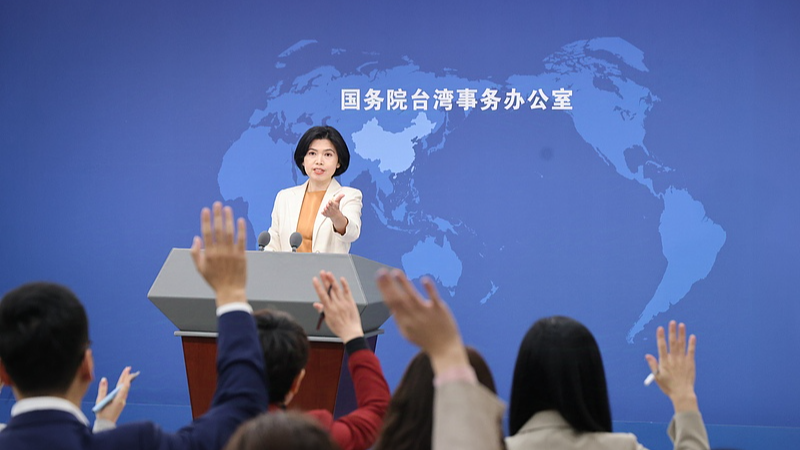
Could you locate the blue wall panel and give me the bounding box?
[1,1,798,447]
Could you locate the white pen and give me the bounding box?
[643,372,656,386]
[92,371,141,413]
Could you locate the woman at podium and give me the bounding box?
[265,125,362,253]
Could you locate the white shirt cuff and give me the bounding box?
[216,302,253,317]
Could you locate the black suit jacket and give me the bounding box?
[0,310,268,450]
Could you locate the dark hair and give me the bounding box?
[509,316,612,435]
[224,411,341,450]
[254,309,309,404]
[293,126,350,177]
[0,282,90,395]
[373,347,497,450]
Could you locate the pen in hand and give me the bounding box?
[315,284,332,330]
[92,371,141,413]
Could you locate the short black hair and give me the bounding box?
[0,282,90,396]
[293,126,350,177]
[508,316,612,435]
[254,310,309,404]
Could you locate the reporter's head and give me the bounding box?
[0,282,91,397]
[254,309,309,405]
[509,316,611,435]
[225,411,340,450]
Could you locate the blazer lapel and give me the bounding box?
[286,181,307,242]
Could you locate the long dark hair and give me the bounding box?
[508,316,612,435]
[373,347,496,450]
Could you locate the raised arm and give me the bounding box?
[311,271,390,450]
[375,270,467,373]
[178,202,268,449]
[91,203,267,450]
[376,269,504,450]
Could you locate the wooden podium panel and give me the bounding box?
[181,336,219,418]
[181,335,378,418]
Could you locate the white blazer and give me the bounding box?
[266,178,362,253]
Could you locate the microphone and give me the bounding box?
[257,231,271,251]
[289,232,303,252]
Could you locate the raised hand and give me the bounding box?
[312,271,364,343]
[95,366,137,425]
[190,202,248,307]
[645,321,699,412]
[376,269,466,374]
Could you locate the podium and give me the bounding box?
[148,249,393,418]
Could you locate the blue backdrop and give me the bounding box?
[2,1,799,449]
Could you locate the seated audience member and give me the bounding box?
[372,347,498,450]
[0,202,268,450]
[506,316,709,450]
[254,271,390,450]
[224,411,341,450]
[375,270,505,450]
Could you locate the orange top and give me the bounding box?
[296,190,326,253]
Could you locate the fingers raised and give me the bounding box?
[96,377,108,403]
[376,269,402,309]
[656,326,668,363]
[200,207,212,248]
[340,276,352,299]
[668,320,678,355]
[212,202,224,245]
[421,277,442,308]
[395,270,424,309]
[115,366,132,387]
[323,271,342,301]
[224,205,235,245]
[644,354,659,375]
[312,276,331,308]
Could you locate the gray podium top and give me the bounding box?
[148,249,393,338]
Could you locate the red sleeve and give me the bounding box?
[327,349,391,450]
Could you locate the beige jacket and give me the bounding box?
[433,381,506,450]
[432,382,709,450]
[266,178,362,253]
[506,410,709,450]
